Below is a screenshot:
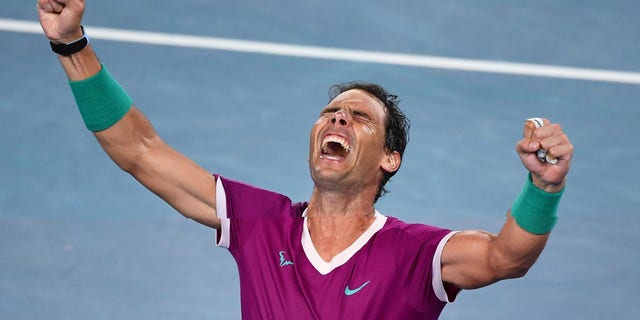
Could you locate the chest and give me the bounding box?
[234,223,415,319]
[229,216,445,319]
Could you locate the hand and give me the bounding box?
[515,118,573,192]
[37,0,85,43]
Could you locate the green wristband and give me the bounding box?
[511,174,564,235]
[69,64,133,132]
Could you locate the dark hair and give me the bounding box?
[328,82,410,202]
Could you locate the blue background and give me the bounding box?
[1,1,639,319]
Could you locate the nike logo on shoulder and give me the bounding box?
[344,281,371,296]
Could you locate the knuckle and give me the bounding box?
[553,123,563,132]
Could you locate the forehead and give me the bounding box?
[325,89,387,118]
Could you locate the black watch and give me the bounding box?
[50,26,89,56]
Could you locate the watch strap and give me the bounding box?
[50,26,88,56]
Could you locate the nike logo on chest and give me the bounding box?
[344,280,371,296]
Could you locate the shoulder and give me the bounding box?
[217,175,289,202]
[371,216,453,260]
[381,216,452,243]
[216,175,307,219]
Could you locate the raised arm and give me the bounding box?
[38,0,220,229]
[441,118,573,289]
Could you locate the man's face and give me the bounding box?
[308,89,391,193]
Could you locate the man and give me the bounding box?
[37,0,574,319]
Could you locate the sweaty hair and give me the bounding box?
[328,82,410,202]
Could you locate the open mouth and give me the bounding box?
[321,135,351,159]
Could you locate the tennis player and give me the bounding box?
[37,0,574,318]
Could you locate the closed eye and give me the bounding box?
[352,110,372,121]
[320,107,340,116]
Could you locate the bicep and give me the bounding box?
[94,106,220,229]
[440,230,500,290]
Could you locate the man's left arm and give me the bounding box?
[440,118,573,289]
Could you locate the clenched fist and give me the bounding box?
[37,0,86,43]
[516,118,573,193]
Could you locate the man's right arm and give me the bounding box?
[38,0,220,229]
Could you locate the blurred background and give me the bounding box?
[1,1,639,319]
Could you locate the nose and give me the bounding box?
[330,110,349,126]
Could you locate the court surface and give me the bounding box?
[1,1,639,319]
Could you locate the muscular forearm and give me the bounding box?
[57,44,101,81]
[93,106,160,173]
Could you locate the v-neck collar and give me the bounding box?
[300,209,388,275]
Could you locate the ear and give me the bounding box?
[381,150,401,173]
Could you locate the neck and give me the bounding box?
[306,188,377,262]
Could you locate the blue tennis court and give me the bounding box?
[1,1,639,319]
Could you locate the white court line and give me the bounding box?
[3,18,640,84]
